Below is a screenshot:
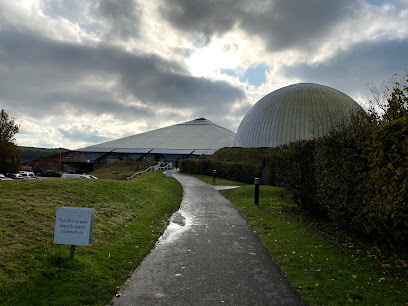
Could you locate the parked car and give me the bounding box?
[0,174,13,181]
[34,169,43,177]
[6,173,24,179]
[44,170,61,177]
[19,171,36,179]
[61,173,98,179]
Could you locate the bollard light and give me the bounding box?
[254,178,260,205]
[213,170,217,183]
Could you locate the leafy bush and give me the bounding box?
[179,158,259,184]
[312,119,372,230]
[210,147,272,164]
[180,147,274,184]
[268,140,318,214]
[363,115,408,247]
[266,76,408,250]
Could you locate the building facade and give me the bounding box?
[60,118,235,173]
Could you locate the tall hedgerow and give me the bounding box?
[267,74,408,249]
[267,141,318,214]
[362,76,408,247]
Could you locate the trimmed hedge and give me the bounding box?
[266,80,408,250]
[363,116,408,247]
[210,147,272,164]
[268,140,318,214]
[179,147,274,184]
[311,122,373,231]
[179,158,259,184]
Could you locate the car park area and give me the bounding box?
[1,170,97,180]
[0,174,13,180]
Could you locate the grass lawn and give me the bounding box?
[188,173,247,186]
[0,171,182,305]
[90,161,158,180]
[218,184,408,305]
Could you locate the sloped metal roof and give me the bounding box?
[235,83,364,148]
[192,149,217,155]
[76,147,113,153]
[76,118,235,152]
[150,149,194,154]
[113,148,152,153]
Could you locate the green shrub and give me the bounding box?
[179,158,259,184]
[265,77,408,250]
[363,115,408,247]
[179,147,274,184]
[268,140,319,214]
[313,122,372,230]
[210,147,272,164]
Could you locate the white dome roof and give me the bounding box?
[234,83,363,148]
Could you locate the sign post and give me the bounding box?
[54,207,95,258]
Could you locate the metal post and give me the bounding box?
[254,178,260,205]
[70,245,75,259]
[213,170,217,183]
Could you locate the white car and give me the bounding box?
[0,174,13,180]
[61,173,98,179]
[19,171,36,179]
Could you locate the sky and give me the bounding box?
[1,0,407,150]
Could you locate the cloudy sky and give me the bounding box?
[1,0,407,149]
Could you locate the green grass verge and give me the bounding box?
[188,173,247,186]
[90,161,157,180]
[212,182,408,305]
[0,171,182,305]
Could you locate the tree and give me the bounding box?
[0,109,20,174]
[366,73,408,122]
[363,73,408,247]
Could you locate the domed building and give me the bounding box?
[234,83,364,148]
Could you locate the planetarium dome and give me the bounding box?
[234,83,364,148]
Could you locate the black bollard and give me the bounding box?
[213,170,217,183]
[70,245,75,259]
[254,178,260,205]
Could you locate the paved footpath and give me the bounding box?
[112,172,306,305]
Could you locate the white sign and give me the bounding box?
[166,170,172,177]
[54,207,95,246]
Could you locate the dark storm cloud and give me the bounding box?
[120,70,244,113]
[44,0,142,39]
[58,125,111,143]
[160,0,357,51]
[94,0,142,40]
[160,0,238,45]
[0,27,244,120]
[280,39,408,97]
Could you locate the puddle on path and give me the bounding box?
[213,186,241,190]
[157,211,189,245]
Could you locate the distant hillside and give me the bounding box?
[18,146,70,163]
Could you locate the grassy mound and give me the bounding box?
[0,171,182,305]
[91,161,157,180]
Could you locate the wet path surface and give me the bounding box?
[112,172,306,305]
